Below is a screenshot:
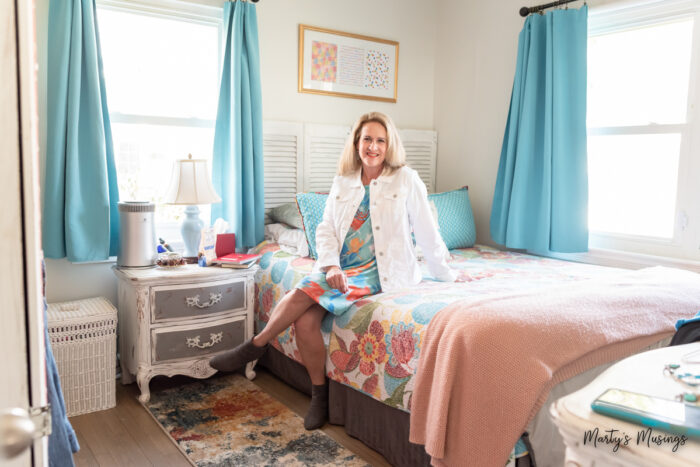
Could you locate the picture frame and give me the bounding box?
[298,24,399,103]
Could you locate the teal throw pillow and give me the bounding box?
[295,192,328,259]
[427,187,476,249]
[269,202,304,230]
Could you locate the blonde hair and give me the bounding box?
[337,111,406,176]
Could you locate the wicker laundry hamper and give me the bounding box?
[47,297,118,417]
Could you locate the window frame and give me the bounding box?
[96,0,224,250]
[569,0,700,268]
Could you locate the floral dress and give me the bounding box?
[296,185,381,315]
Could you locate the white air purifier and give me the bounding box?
[117,201,157,268]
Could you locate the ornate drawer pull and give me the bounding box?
[186,333,223,349]
[186,292,222,309]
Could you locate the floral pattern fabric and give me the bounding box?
[296,186,381,315]
[252,242,616,411]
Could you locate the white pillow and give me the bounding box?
[264,223,309,257]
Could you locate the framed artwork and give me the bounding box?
[298,24,399,103]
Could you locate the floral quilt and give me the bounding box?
[252,241,615,412]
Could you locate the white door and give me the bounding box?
[1,0,49,464]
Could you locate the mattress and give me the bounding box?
[252,241,617,412]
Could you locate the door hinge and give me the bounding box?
[29,405,52,438]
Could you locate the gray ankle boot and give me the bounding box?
[209,338,268,372]
[304,383,329,430]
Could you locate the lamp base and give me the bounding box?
[181,205,204,258]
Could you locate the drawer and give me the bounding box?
[151,278,246,322]
[152,315,246,363]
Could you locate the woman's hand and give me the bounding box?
[325,266,349,293]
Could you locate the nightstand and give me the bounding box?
[113,264,259,402]
[551,343,700,466]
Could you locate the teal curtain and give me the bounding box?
[490,6,588,253]
[43,0,119,262]
[211,1,264,249]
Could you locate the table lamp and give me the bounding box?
[164,154,221,258]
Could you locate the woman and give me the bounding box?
[210,111,456,429]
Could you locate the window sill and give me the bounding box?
[67,256,118,265]
[543,247,700,274]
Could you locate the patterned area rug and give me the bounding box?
[144,374,368,466]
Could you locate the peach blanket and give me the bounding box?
[409,266,700,467]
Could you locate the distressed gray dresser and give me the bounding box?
[113,264,258,402]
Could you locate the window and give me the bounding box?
[586,0,700,261]
[96,0,222,246]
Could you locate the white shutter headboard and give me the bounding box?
[262,121,303,211]
[262,120,438,210]
[400,129,437,193]
[303,123,350,193]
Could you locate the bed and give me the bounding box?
[249,237,697,466]
[250,121,700,465]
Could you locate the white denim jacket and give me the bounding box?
[314,166,457,292]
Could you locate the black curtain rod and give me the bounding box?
[519,0,579,17]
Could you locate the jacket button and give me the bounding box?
[383,277,388,281]
[379,252,383,256]
[336,195,340,200]
[375,225,380,230]
[393,194,397,198]
[372,180,377,185]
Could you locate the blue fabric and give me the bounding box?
[211,1,264,250]
[428,187,476,249]
[513,437,529,458]
[43,0,120,262]
[490,6,589,253]
[45,301,79,465]
[676,310,700,330]
[295,192,329,259]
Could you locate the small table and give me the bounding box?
[114,264,258,402]
[551,343,700,466]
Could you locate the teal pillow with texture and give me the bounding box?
[269,202,304,230]
[295,192,328,259]
[427,187,476,249]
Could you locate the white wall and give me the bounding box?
[258,0,437,128]
[432,0,525,247]
[38,0,438,303]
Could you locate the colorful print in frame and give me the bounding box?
[298,24,399,103]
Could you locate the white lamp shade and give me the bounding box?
[164,155,221,205]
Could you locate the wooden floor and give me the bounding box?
[70,368,390,467]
